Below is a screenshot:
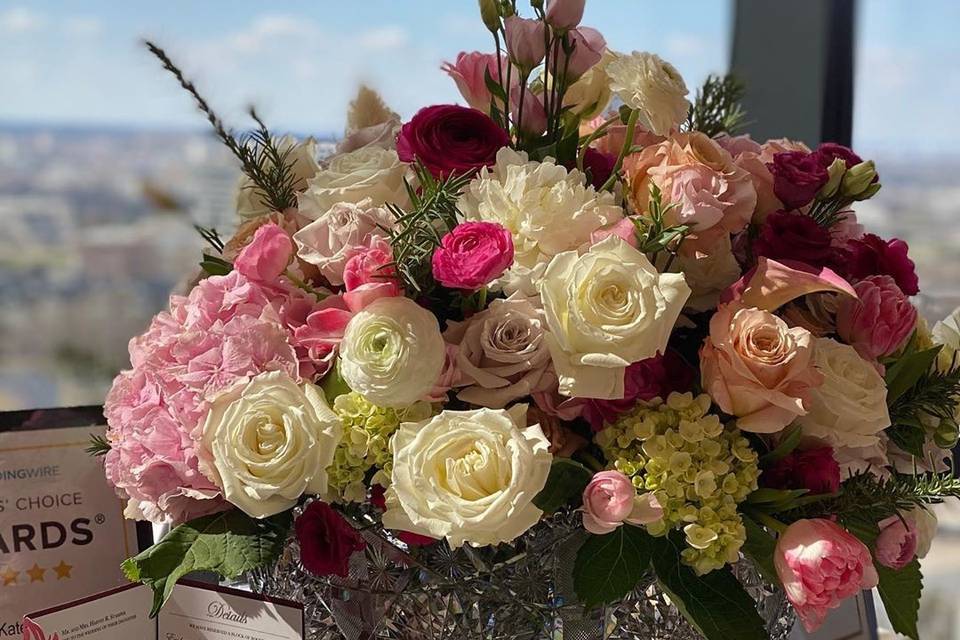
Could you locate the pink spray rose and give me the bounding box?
[837,275,917,361]
[768,151,828,210]
[581,470,662,535]
[775,519,879,632]
[397,104,511,178]
[442,52,507,113]
[843,233,919,296]
[504,17,546,70]
[875,514,918,570]
[233,223,293,282]
[432,221,514,290]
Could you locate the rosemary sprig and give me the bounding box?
[86,434,111,457]
[684,74,748,138]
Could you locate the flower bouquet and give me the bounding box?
[102,1,960,639]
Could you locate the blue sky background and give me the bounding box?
[0,1,957,155]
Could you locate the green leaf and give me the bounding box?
[745,487,808,505]
[885,345,943,405]
[876,559,922,640]
[887,424,926,458]
[200,254,233,276]
[573,524,653,609]
[122,509,292,616]
[319,361,352,403]
[483,67,508,104]
[649,535,767,640]
[759,424,802,465]
[533,458,593,513]
[740,516,779,584]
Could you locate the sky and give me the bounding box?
[0,1,958,155]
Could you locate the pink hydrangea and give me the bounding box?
[836,275,916,361]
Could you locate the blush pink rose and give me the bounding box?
[581,470,662,535]
[441,52,507,113]
[233,223,293,282]
[836,275,916,361]
[775,519,879,632]
[875,514,918,570]
[432,221,514,290]
[700,304,823,433]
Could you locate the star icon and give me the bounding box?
[1,567,18,586]
[53,560,73,580]
[26,563,45,583]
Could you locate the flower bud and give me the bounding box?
[857,181,882,201]
[818,158,845,198]
[503,16,546,71]
[478,0,501,32]
[934,419,959,449]
[545,0,585,30]
[841,160,878,198]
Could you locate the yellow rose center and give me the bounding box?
[439,439,510,501]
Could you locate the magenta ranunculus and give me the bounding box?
[768,151,829,209]
[431,221,514,290]
[875,514,919,570]
[753,210,837,269]
[233,223,293,282]
[775,519,879,632]
[762,446,840,495]
[812,142,863,169]
[581,470,662,535]
[296,501,366,578]
[396,104,510,178]
[843,233,919,296]
[837,275,916,361]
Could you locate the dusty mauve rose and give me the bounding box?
[700,304,823,433]
[397,104,510,178]
[837,275,917,361]
[843,233,919,296]
[581,470,662,535]
[762,446,840,495]
[233,223,293,282]
[442,52,507,113]
[775,519,879,632]
[768,151,828,209]
[296,501,366,578]
[432,221,515,290]
[753,211,838,269]
[875,514,918,570]
[444,294,552,408]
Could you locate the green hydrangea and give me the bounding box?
[328,392,433,503]
[596,392,760,575]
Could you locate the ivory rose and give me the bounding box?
[198,371,342,519]
[581,470,662,535]
[300,146,408,215]
[700,304,822,433]
[382,404,552,547]
[540,235,690,399]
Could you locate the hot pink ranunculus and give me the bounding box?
[431,221,514,290]
[441,52,507,113]
[397,104,511,178]
[875,514,918,570]
[233,222,293,282]
[581,470,662,535]
[775,519,879,632]
[836,275,917,361]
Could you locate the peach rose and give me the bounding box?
[700,304,823,433]
[624,132,757,256]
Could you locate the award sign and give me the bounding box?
[0,407,141,639]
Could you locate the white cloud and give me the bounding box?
[356,26,410,52]
[663,33,707,59]
[0,7,45,34]
[63,16,103,38]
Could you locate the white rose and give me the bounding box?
[459,147,623,293]
[300,146,409,216]
[796,338,891,448]
[235,136,321,219]
[339,296,445,408]
[199,371,342,519]
[292,198,394,285]
[606,51,690,136]
[540,235,690,399]
[383,404,552,547]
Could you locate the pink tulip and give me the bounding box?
[837,275,916,361]
[504,16,546,71]
[875,515,918,570]
[545,0,585,30]
[581,470,662,535]
[441,51,506,112]
[234,223,293,282]
[564,27,606,79]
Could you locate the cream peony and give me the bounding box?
[796,338,891,449]
[339,296,445,408]
[293,198,394,286]
[198,371,342,519]
[382,404,552,547]
[299,146,408,216]
[458,147,623,295]
[606,51,689,136]
[235,136,321,219]
[540,235,690,399]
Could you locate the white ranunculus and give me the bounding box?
[383,404,552,547]
[199,371,342,519]
[540,235,690,399]
[458,147,623,294]
[293,198,394,285]
[606,51,690,136]
[339,296,445,408]
[235,136,321,219]
[299,146,408,216]
[796,338,891,449]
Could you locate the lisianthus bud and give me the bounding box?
[819,157,846,198]
[841,160,878,198]
[478,0,501,32]
[934,418,960,449]
[504,16,546,71]
[545,0,585,30]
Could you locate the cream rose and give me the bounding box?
[700,304,823,433]
[198,371,342,518]
[299,146,408,216]
[606,51,689,136]
[293,198,394,286]
[235,136,321,219]
[796,337,891,448]
[339,296,445,408]
[382,404,552,547]
[540,235,690,399]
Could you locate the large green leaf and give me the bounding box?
[876,559,923,640]
[573,524,653,609]
[886,423,926,458]
[885,344,942,405]
[740,516,779,584]
[649,535,768,640]
[533,458,593,514]
[122,509,292,616]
